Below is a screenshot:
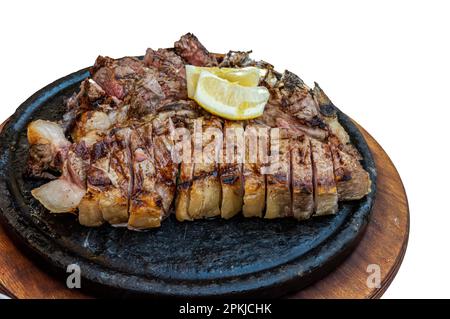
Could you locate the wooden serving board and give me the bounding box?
[0,119,409,299]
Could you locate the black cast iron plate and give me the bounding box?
[0,66,377,298]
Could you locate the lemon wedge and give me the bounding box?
[186,65,263,98]
[193,70,270,120]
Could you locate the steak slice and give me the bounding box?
[310,139,338,215]
[175,158,195,222]
[99,127,133,225]
[220,121,244,219]
[174,33,218,67]
[329,136,371,200]
[312,82,371,199]
[188,117,222,218]
[291,135,314,220]
[265,128,291,219]
[151,113,178,216]
[128,124,163,229]
[78,138,112,226]
[242,123,269,218]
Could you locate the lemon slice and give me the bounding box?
[186,65,263,98]
[193,70,270,120]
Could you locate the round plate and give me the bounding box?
[0,66,377,298]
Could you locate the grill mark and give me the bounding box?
[240,120,247,213]
[187,133,194,219]
[134,123,165,211]
[309,139,317,215]
[289,141,294,217]
[124,131,133,221]
[263,128,269,216]
[218,120,224,212]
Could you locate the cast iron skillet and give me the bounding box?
[0,64,377,298]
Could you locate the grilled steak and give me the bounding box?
[27,33,371,230]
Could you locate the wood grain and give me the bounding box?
[0,119,409,299]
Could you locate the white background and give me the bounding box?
[0,0,449,298]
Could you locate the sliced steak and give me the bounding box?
[128,124,163,229]
[265,128,291,219]
[220,121,244,219]
[151,114,178,216]
[329,136,371,200]
[310,138,338,215]
[99,127,133,225]
[175,155,195,221]
[78,138,112,226]
[242,123,269,218]
[291,135,314,220]
[188,117,222,218]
